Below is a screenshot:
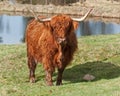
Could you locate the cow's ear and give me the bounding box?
[69,21,78,33]
[43,22,53,34]
[43,21,51,30]
[72,21,78,31]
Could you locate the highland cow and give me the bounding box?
[26,9,92,86]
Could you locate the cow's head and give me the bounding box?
[30,8,93,45]
[49,14,78,46]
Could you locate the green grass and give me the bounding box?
[0,34,120,96]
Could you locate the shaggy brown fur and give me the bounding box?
[26,14,78,86]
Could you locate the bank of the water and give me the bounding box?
[0,0,120,23]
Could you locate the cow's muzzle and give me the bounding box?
[57,37,67,45]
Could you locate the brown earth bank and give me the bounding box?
[0,0,120,23]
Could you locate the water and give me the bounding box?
[0,15,120,44]
[76,21,120,37]
[0,15,28,44]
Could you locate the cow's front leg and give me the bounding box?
[28,56,37,83]
[56,67,65,85]
[45,70,53,86]
[43,55,54,86]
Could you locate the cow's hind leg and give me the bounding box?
[28,56,37,83]
[56,67,65,85]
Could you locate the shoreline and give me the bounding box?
[0,1,120,23]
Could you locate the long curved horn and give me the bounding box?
[27,8,51,22]
[71,8,93,22]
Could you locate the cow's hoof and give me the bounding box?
[46,82,53,86]
[56,82,62,86]
[29,77,35,83]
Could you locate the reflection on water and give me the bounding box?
[0,15,28,44]
[76,21,120,37]
[0,15,120,44]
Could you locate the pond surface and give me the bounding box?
[77,21,120,37]
[0,15,28,44]
[0,15,120,44]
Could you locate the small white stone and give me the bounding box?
[83,74,95,81]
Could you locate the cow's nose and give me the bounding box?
[57,37,66,44]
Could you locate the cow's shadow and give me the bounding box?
[62,61,120,84]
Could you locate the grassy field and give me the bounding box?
[0,34,120,96]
